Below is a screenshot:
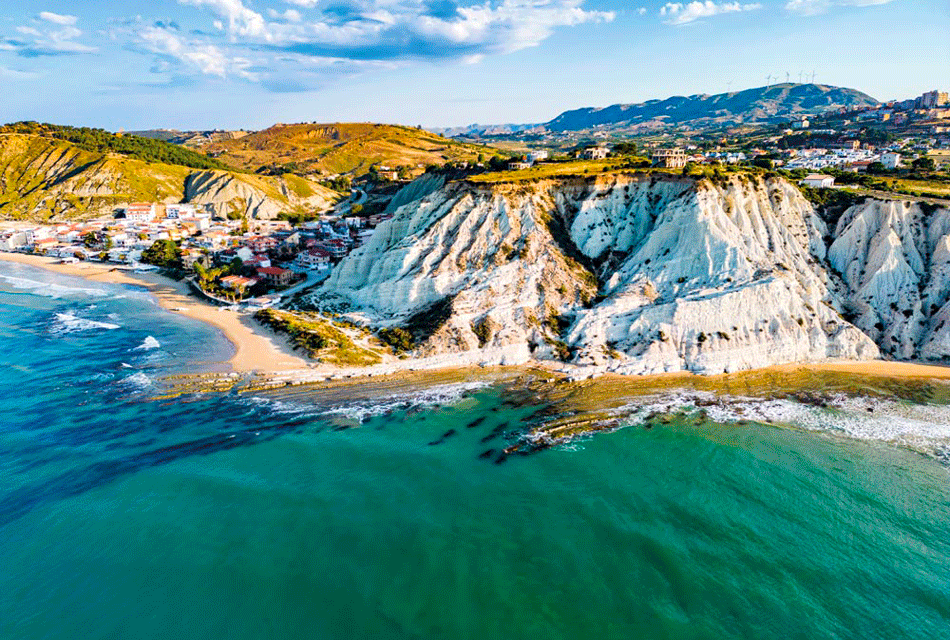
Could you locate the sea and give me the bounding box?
[1,259,949,640]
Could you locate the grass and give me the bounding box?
[255,308,383,366]
[200,122,492,176]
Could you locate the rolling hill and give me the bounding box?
[0,132,339,221]
[197,123,492,176]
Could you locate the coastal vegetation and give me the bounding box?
[254,309,383,366]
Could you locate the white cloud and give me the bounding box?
[660,1,762,25]
[785,0,897,16]
[138,25,257,80]
[4,15,96,56]
[638,7,648,15]
[178,0,614,59]
[38,11,78,26]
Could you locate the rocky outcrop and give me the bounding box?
[314,173,885,375]
[828,199,950,360]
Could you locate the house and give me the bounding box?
[217,246,254,264]
[652,148,688,169]
[581,146,609,160]
[293,248,332,271]
[0,231,27,251]
[847,161,872,173]
[244,254,272,269]
[220,275,258,291]
[319,239,349,258]
[123,203,156,223]
[527,150,549,163]
[800,174,835,188]
[881,152,902,169]
[507,160,531,171]
[165,204,196,219]
[243,236,277,253]
[256,266,294,287]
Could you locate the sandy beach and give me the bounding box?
[0,252,309,373]
[4,251,950,384]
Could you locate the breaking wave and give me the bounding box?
[133,336,161,351]
[0,273,117,299]
[51,312,121,335]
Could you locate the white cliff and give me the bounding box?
[828,199,950,360]
[315,173,899,375]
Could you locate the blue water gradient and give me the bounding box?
[0,261,949,639]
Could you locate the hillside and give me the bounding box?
[0,133,338,221]
[0,122,233,171]
[309,171,949,375]
[545,84,878,132]
[198,123,491,176]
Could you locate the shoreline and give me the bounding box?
[4,251,950,385]
[0,252,309,374]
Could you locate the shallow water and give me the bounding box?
[1,261,949,639]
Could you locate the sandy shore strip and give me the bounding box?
[0,252,309,373]
[5,251,950,384]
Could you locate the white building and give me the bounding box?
[166,203,196,219]
[527,150,549,163]
[800,174,835,188]
[124,203,156,223]
[881,152,902,170]
[293,248,332,271]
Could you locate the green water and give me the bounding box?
[1,261,949,639]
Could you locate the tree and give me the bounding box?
[82,232,98,248]
[752,156,774,170]
[228,257,244,276]
[612,142,638,156]
[912,156,936,172]
[866,162,886,175]
[140,239,181,268]
[351,204,364,216]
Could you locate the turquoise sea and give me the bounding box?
[1,260,949,639]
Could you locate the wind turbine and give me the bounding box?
[810,71,817,84]
[786,71,791,83]
[766,74,773,86]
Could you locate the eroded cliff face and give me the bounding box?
[316,173,889,375]
[0,133,337,221]
[828,199,950,360]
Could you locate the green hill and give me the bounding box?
[0,122,234,171]
[199,122,491,176]
[0,133,338,221]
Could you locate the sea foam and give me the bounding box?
[51,312,121,335]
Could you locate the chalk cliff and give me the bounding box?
[315,173,915,375]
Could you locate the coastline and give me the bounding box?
[4,251,950,385]
[0,252,309,373]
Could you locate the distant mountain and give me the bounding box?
[444,84,879,137]
[546,83,878,132]
[194,123,491,176]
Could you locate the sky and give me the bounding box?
[0,0,947,131]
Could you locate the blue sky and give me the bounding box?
[0,0,946,130]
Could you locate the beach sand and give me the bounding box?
[4,251,950,384]
[0,253,309,373]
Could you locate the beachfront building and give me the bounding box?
[257,267,294,287]
[881,152,903,169]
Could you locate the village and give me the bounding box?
[0,200,394,307]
